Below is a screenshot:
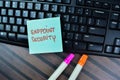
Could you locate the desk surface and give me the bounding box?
[0,43,120,80]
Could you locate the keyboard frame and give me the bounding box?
[0,0,120,58]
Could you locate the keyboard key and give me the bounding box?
[59,6,66,13]
[8,33,16,40]
[5,1,11,8]
[19,26,26,33]
[88,27,105,35]
[62,32,66,38]
[23,10,28,17]
[63,15,69,22]
[79,25,87,33]
[0,16,1,23]
[2,17,8,23]
[63,40,72,50]
[51,5,58,12]
[105,45,113,53]
[27,3,33,9]
[63,23,70,31]
[67,7,75,14]
[109,21,117,29]
[8,9,14,16]
[93,10,108,18]
[16,18,22,25]
[85,0,93,6]
[0,1,3,7]
[75,7,83,15]
[115,38,120,46]
[45,13,52,18]
[35,3,41,10]
[30,11,36,18]
[38,12,44,19]
[0,32,7,39]
[15,10,21,16]
[71,24,79,32]
[9,17,15,24]
[1,9,7,15]
[74,34,82,40]
[96,19,107,27]
[83,35,104,43]
[103,3,110,9]
[66,33,73,39]
[73,42,86,50]
[24,19,29,25]
[94,1,102,7]
[114,47,120,54]
[5,25,11,31]
[113,4,120,11]
[70,16,78,23]
[88,43,103,52]
[111,13,119,20]
[54,13,61,17]
[84,9,92,16]
[12,2,18,8]
[76,0,84,5]
[87,18,94,25]
[19,2,25,9]
[43,4,49,11]
[17,34,28,43]
[79,17,86,24]
[12,26,18,32]
[118,23,120,29]
[0,24,4,30]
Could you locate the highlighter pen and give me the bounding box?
[68,54,88,80]
[48,53,75,80]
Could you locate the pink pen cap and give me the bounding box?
[64,53,75,64]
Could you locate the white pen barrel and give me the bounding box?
[48,62,67,80]
[68,64,82,80]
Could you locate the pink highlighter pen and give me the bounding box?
[48,53,75,80]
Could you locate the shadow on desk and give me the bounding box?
[0,43,120,80]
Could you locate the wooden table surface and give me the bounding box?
[0,43,120,80]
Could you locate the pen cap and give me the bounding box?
[64,53,75,64]
[78,54,88,66]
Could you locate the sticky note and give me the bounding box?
[27,17,63,54]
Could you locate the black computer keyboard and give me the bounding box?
[0,0,120,57]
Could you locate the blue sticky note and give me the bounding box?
[27,17,63,54]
